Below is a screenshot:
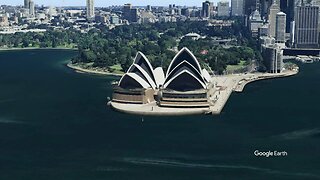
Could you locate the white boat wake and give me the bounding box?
[119,157,320,178]
[273,128,320,140]
[0,118,26,124]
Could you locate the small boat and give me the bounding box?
[107,97,111,106]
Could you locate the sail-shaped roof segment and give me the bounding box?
[202,69,211,83]
[163,47,208,91]
[133,52,157,85]
[119,52,158,90]
[166,47,202,77]
[164,70,206,91]
[118,73,151,89]
[128,64,157,89]
[164,60,206,85]
[117,48,210,91]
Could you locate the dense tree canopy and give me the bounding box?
[0,20,261,74]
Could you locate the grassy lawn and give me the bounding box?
[226,60,247,72]
[56,43,77,49]
[109,64,124,74]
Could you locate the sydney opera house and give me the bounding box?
[111,47,213,114]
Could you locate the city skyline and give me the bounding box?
[1,0,230,7]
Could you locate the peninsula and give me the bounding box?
[109,47,298,116]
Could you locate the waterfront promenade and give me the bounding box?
[67,62,123,76]
[209,70,298,114]
[110,69,298,116]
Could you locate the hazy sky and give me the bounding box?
[1,0,227,7]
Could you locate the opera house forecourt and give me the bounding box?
[110,47,298,116]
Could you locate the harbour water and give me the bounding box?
[0,49,320,179]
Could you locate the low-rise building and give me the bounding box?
[0,15,9,27]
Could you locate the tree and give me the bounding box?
[120,58,132,72]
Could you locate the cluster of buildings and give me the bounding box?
[1,0,319,46]
[0,0,36,27]
[0,0,255,32]
[245,0,320,73]
[0,0,246,33]
[248,0,320,48]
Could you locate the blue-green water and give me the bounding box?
[0,50,320,180]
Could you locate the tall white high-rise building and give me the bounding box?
[86,0,95,19]
[249,9,263,35]
[217,1,230,16]
[310,0,320,31]
[231,0,244,16]
[276,12,286,43]
[294,5,319,48]
[29,0,35,17]
[262,42,283,73]
[268,0,280,38]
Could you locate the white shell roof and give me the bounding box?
[165,60,206,85]
[166,47,202,77]
[202,69,211,83]
[128,64,157,89]
[164,70,206,89]
[118,73,151,89]
[118,47,211,91]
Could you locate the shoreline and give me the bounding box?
[66,62,124,77]
[0,47,123,76]
[0,47,77,51]
[233,70,299,92]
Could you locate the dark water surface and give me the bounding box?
[0,50,320,180]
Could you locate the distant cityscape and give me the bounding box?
[0,0,320,74]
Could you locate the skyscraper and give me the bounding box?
[24,0,30,9]
[249,9,263,36]
[202,1,212,18]
[268,0,280,38]
[86,0,94,19]
[122,4,139,23]
[231,0,244,16]
[276,12,286,43]
[310,0,320,32]
[292,0,302,20]
[123,3,132,21]
[130,8,139,22]
[244,0,257,16]
[260,0,270,18]
[260,0,284,20]
[181,8,190,17]
[217,1,230,16]
[29,0,35,17]
[294,5,319,48]
[262,42,283,73]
